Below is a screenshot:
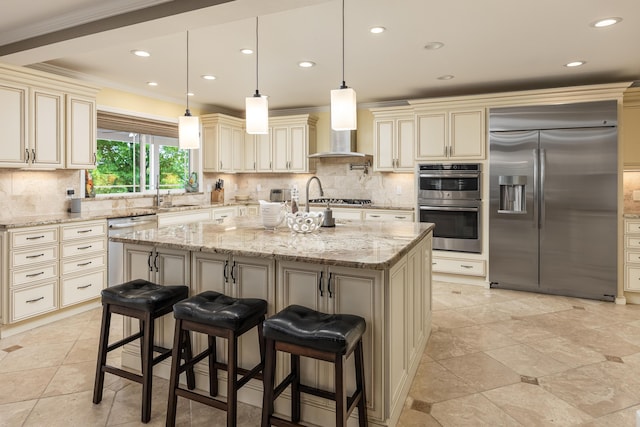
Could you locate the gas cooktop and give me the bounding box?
[308,198,372,206]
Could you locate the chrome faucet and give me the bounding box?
[156,174,162,207]
[305,176,324,212]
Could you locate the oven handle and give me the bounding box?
[419,173,480,179]
[419,205,479,212]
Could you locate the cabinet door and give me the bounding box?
[202,124,219,172]
[66,95,97,169]
[623,105,640,167]
[388,257,408,405]
[31,88,64,168]
[450,109,485,159]
[0,82,28,166]
[288,125,307,172]
[231,126,244,172]
[255,133,272,172]
[396,118,415,170]
[374,119,394,171]
[416,112,447,159]
[155,248,190,347]
[272,126,289,171]
[219,124,234,172]
[124,243,155,282]
[243,133,256,172]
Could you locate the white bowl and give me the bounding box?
[285,211,324,233]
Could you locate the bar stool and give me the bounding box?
[261,304,368,427]
[166,291,268,427]
[93,279,193,423]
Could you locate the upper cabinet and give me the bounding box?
[416,108,485,160]
[371,106,415,172]
[0,63,99,170]
[623,88,640,168]
[201,114,245,173]
[270,114,317,173]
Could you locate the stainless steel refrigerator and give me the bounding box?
[489,100,617,301]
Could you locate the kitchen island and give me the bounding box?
[111,217,434,427]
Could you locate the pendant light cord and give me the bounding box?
[185,31,192,115]
[255,16,260,97]
[340,0,346,89]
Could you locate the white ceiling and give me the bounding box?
[1,0,639,115]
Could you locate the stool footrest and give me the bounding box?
[106,331,143,352]
[103,365,143,384]
[151,345,172,365]
[175,387,228,411]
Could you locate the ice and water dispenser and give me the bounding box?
[498,176,526,213]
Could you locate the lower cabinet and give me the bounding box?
[624,218,640,292]
[158,208,212,226]
[276,260,384,421]
[432,254,486,276]
[364,209,414,222]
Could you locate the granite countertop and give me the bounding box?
[111,216,434,270]
[624,213,640,218]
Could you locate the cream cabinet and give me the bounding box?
[364,209,413,222]
[416,108,485,160]
[201,113,245,173]
[254,133,272,172]
[157,208,212,226]
[59,220,107,307]
[371,107,415,172]
[277,260,384,421]
[212,206,236,222]
[242,133,258,172]
[271,115,318,173]
[7,225,60,322]
[624,219,640,292]
[623,88,640,167]
[0,81,28,166]
[66,94,97,169]
[432,253,486,276]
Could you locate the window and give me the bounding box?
[94,129,191,194]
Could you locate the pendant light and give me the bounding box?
[331,0,357,131]
[246,16,268,134]
[179,31,200,149]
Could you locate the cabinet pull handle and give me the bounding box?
[460,264,473,269]
[26,253,45,259]
[26,296,44,303]
[254,161,256,170]
[230,261,237,283]
[220,161,223,170]
[77,284,92,289]
[78,245,92,250]
[148,251,153,272]
[32,148,36,162]
[270,161,272,169]
[154,252,159,272]
[223,260,229,282]
[318,271,324,297]
[25,148,30,163]
[370,215,380,218]
[93,152,97,165]
[26,235,45,240]
[77,229,92,234]
[432,262,437,265]
[26,271,45,278]
[394,216,406,219]
[77,261,92,267]
[328,272,334,298]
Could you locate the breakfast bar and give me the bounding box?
[110,217,434,427]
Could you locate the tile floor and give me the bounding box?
[1,281,640,426]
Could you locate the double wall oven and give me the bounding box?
[417,163,482,253]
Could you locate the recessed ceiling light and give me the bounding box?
[437,75,455,80]
[201,75,216,80]
[370,26,386,34]
[424,41,444,50]
[565,61,586,68]
[591,17,622,28]
[131,50,150,57]
[298,61,316,68]
[240,48,254,55]
[187,92,194,97]
[147,81,158,86]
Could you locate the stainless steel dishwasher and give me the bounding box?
[108,214,158,286]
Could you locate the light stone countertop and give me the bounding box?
[624,213,640,219]
[110,216,434,270]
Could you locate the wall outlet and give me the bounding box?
[634,190,640,201]
[207,184,212,192]
[66,188,75,198]
[395,185,402,195]
[256,184,262,192]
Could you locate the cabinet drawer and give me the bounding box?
[625,220,640,234]
[61,269,105,307]
[61,253,106,275]
[11,227,58,248]
[213,208,236,221]
[12,281,57,322]
[364,211,413,222]
[626,236,640,249]
[158,209,211,226]
[61,237,106,258]
[12,246,58,268]
[432,257,486,276]
[61,221,107,241]
[626,250,640,264]
[625,264,640,291]
[12,263,58,287]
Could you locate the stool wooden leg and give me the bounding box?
[166,318,183,427]
[335,354,347,427]
[227,332,238,427]
[261,338,276,427]
[141,312,154,423]
[354,340,368,427]
[291,354,300,423]
[92,304,111,404]
[182,329,196,390]
[209,335,218,396]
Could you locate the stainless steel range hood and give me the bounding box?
[308,129,365,158]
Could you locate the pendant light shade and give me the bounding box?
[179,31,200,149]
[330,0,357,131]
[246,16,269,134]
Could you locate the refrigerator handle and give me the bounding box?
[540,148,546,228]
[533,148,539,229]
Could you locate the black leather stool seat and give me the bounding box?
[101,279,188,312]
[263,304,365,355]
[173,291,268,331]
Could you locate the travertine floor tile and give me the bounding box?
[450,324,519,352]
[0,367,58,404]
[431,392,522,426]
[0,340,75,373]
[530,336,606,368]
[0,399,37,426]
[486,343,570,378]
[24,389,114,427]
[408,360,477,403]
[438,352,521,391]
